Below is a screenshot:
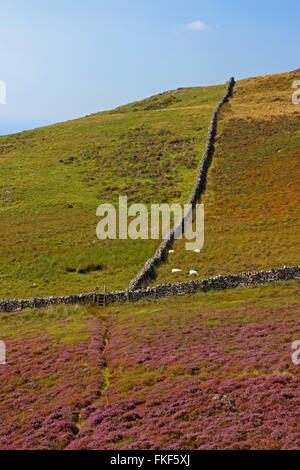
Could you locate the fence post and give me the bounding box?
[103,286,107,307]
[96,286,99,305]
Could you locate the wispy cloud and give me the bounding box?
[186,20,210,31]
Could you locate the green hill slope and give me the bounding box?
[0,84,225,298]
[152,69,300,285]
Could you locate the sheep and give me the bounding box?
[172,269,182,273]
[168,250,175,254]
[194,249,201,253]
[189,270,199,276]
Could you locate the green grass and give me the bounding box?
[1,70,298,298]
[104,279,300,324]
[0,303,98,343]
[153,69,300,284]
[0,84,225,298]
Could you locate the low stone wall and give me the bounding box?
[111,266,300,303]
[128,77,236,291]
[1,266,299,313]
[0,293,96,313]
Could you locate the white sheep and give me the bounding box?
[168,250,175,254]
[172,268,182,273]
[194,249,201,253]
[189,270,199,276]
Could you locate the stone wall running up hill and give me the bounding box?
[128,77,235,291]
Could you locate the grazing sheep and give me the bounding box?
[172,268,182,273]
[194,249,201,253]
[189,270,199,276]
[168,250,175,254]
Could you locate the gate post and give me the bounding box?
[103,286,107,307]
[96,286,99,305]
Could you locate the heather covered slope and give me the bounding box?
[0,83,225,298]
[0,304,106,449]
[1,280,299,449]
[152,69,300,285]
[67,281,300,450]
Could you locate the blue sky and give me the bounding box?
[0,0,299,135]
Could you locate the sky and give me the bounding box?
[0,0,299,135]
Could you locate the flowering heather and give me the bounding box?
[68,375,300,450]
[0,305,106,450]
[68,281,300,450]
[1,282,300,449]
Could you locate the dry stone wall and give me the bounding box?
[109,266,300,303]
[0,266,299,313]
[128,77,235,291]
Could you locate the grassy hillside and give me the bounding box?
[0,84,225,298]
[152,70,300,284]
[1,280,299,449]
[1,69,300,450]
